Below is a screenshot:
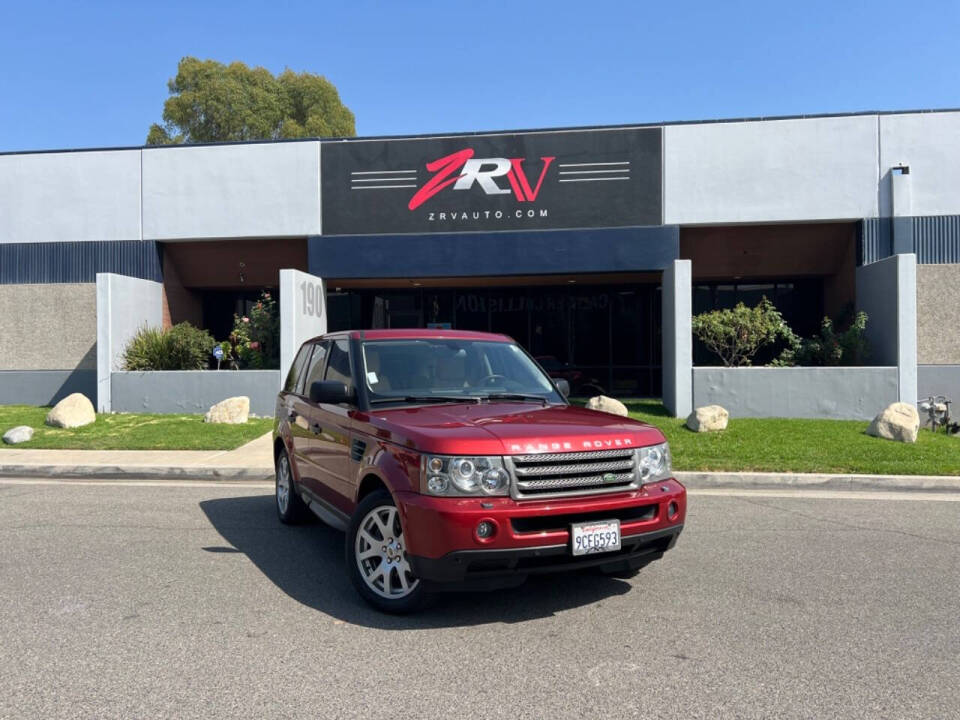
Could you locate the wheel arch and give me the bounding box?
[357,473,391,504]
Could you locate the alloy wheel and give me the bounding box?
[354,505,419,599]
[276,453,291,515]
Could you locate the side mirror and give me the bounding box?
[309,380,354,405]
[556,379,571,398]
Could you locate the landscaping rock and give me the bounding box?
[867,402,920,443]
[204,396,250,424]
[686,405,729,432]
[586,395,629,417]
[2,426,34,444]
[45,393,96,429]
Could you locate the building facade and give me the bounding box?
[2,109,960,415]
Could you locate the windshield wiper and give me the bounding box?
[370,395,482,405]
[481,393,550,405]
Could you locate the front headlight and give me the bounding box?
[637,442,671,483]
[421,455,509,496]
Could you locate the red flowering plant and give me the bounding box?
[227,291,280,369]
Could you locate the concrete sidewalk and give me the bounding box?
[2,434,960,491]
[0,432,275,481]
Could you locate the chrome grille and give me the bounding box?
[507,448,638,499]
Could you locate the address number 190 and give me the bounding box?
[299,281,324,318]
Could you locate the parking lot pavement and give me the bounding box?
[1,480,958,720]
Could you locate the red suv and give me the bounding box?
[274,329,685,612]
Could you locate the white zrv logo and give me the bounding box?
[456,158,513,195]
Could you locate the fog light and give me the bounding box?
[427,475,448,494]
[667,501,679,520]
[476,521,496,539]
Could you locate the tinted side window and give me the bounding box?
[324,339,353,389]
[302,342,330,394]
[284,344,313,393]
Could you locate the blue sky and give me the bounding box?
[1,0,958,151]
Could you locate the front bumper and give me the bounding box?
[409,525,683,591]
[396,478,686,588]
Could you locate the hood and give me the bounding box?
[360,402,665,456]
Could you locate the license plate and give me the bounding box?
[571,519,621,556]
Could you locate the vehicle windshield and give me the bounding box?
[361,339,563,404]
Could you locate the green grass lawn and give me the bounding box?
[0,405,273,451]
[577,399,960,476]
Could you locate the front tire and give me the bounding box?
[346,490,428,613]
[275,446,308,524]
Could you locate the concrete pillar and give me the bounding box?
[891,169,914,255]
[96,273,163,412]
[896,253,917,405]
[279,269,327,389]
[662,259,692,418]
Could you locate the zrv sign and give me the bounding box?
[321,128,661,235]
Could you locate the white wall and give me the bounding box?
[664,115,879,224]
[96,273,163,411]
[879,112,960,218]
[0,150,141,243]
[142,141,321,240]
[279,269,327,388]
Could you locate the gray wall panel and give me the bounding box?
[0,241,162,284]
[662,260,692,418]
[309,226,679,278]
[856,256,901,365]
[879,112,960,218]
[111,371,280,416]
[917,365,960,403]
[142,142,321,240]
[0,370,96,406]
[665,115,879,224]
[0,150,141,244]
[914,215,960,263]
[692,367,899,420]
[860,218,892,265]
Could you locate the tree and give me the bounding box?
[692,297,794,367]
[146,57,355,144]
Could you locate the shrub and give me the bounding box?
[166,322,217,369]
[227,291,280,369]
[774,310,870,367]
[692,297,794,367]
[122,323,216,371]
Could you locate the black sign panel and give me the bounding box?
[320,127,661,235]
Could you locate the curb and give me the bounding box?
[0,464,274,482]
[2,464,960,492]
[674,470,960,494]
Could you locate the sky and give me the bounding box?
[1,0,958,152]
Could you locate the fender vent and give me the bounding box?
[350,439,367,462]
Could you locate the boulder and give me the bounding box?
[3,425,34,444]
[686,405,729,432]
[204,396,250,424]
[867,402,920,443]
[585,395,629,417]
[45,393,96,429]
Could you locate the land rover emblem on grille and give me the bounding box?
[602,472,617,483]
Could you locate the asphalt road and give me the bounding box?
[1,480,958,720]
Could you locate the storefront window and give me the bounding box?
[328,283,661,397]
[691,279,823,365]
